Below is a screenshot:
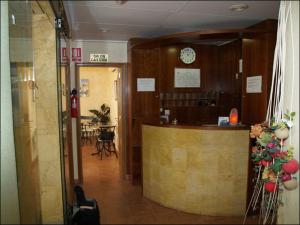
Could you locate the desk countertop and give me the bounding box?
[143,122,249,130]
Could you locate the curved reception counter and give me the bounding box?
[142,124,250,216]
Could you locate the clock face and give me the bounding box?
[180,47,196,64]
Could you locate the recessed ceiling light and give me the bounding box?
[229,3,249,12]
[116,0,127,5]
[99,28,110,33]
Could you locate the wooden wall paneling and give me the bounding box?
[127,25,272,185]
[243,33,276,213]
[159,41,242,123]
[130,47,161,184]
[116,64,129,180]
[127,43,133,178]
[241,33,276,125]
[160,44,218,123]
[241,20,277,211]
[241,20,277,125]
[161,44,215,92]
[218,40,242,93]
[217,40,242,117]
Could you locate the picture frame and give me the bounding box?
[174,68,200,88]
[80,79,89,97]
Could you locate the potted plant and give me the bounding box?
[270,111,295,139]
[89,104,110,125]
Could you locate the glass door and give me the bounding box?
[55,19,74,223]
[8,1,41,223]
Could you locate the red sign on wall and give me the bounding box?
[61,47,68,62]
[72,48,82,62]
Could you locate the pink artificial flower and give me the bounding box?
[267,142,276,148]
[270,151,281,158]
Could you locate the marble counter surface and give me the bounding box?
[143,122,249,130]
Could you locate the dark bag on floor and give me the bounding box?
[71,185,100,225]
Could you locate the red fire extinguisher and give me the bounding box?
[71,89,78,118]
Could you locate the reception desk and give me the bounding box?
[142,124,250,216]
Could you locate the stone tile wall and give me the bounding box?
[142,125,249,216]
[33,12,63,223]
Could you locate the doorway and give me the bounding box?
[75,64,127,184]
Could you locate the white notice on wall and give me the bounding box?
[246,76,262,93]
[137,78,155,92]
[174,68,200,88]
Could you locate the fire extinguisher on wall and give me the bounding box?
[71,89,78,118]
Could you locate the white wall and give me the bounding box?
[278,1,299,224]
[79,67,118,120]
[69,40,127,179]
[71,40,127,63]
[1,1,21,224]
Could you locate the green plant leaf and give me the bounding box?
[257,132,272,147]
[269,157,287,173]
[262,151,272,161]
[291,112,296,118]
[90,104,111,123]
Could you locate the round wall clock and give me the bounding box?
[180,47,196,64]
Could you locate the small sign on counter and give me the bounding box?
[218,117,229,126]
[137,78,155,92]
[246,75,262,93]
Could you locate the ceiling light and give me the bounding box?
[229,4,249,12]
[116,1,127,5]
[99,28,110,33]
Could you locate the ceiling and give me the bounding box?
[63,1,280,41]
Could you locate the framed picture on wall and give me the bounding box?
[80,79,89,97]
[174,68,200,88]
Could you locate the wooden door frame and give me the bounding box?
[60,63,74,203]
[75,63,128,184]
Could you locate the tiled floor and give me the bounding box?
[81,142,258,224]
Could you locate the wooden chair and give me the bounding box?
[81,122,93,145]
[92,125,118,159]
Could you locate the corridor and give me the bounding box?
[81,143,258,224]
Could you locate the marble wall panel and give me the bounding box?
[142,125,249,216]
[32,10,63,223]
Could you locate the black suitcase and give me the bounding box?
[71,185,100,225]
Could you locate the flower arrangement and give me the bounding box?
[270,111,295,130]
[244,2,298,224]
[245,111,298,224]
